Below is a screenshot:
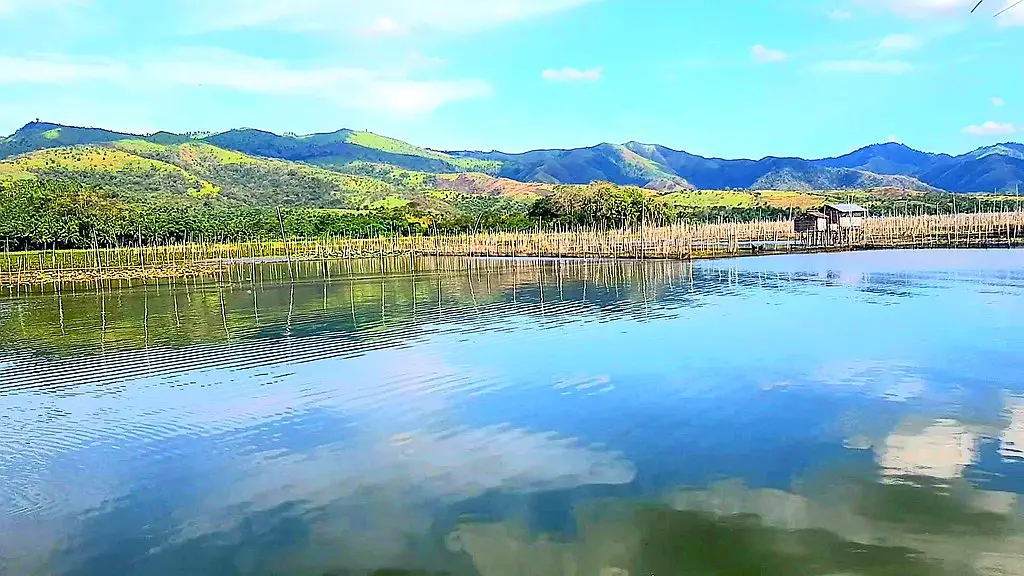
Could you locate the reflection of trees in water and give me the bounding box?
[699,251,1024,303]
[0,258,704,393]
[4,253,1024,574]
[449,475,1024,576]
[26,465,1024,575]
[0,257,695,358]
[9,252,1021,363]
[7,251,992,362]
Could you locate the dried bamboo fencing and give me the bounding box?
[1,211,1022,287]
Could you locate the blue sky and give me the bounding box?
[0,0,1021,158]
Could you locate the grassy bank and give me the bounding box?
[2,211,1022,288]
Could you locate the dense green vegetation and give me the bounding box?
[2,121,1021,252]
[0,136,556,216]
[0,179,535,249]
[5,176,1019,251]
[0,142,405,209]
[528,182,674,226]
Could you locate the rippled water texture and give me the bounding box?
[2,250,1024,576]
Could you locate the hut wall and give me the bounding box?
[837,215,864,228]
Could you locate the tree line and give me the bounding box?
[1,179,538,250]
[0,179,739,250]
[7,177,1012,251]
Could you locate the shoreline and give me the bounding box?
[3,211,1021,288]
[3,241,1021,288]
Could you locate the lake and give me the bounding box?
[2,249,1024,576]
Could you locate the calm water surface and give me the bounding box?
[2,250,1024,575]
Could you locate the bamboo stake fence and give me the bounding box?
[2,211,1022,287]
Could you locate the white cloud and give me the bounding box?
[963,121,1017,135]
[862,0,1023,25]
[0,49,492,115]
[828,8,854,19]
[0,54,126,83]
[362,16,405,36]
[187,0,598,35]
[541,67,602,82]
[878,33,922,51]
[878,418,979,479]
[887,134,901,143]
[815,59,914,73]
[157,48,492,114]
[993,96,1005,106]
[0,337,638,575]
[859,0,977,18]
[406,52,447,68]
[1001,398,1024,461]
[751,44,789,63]
[370,79,493,114]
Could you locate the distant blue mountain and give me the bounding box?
[2,121,1021,193]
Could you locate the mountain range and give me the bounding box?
[1,121,1022,204]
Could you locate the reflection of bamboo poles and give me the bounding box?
[2,258,713,384]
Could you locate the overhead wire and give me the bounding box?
[971,0,1024,16]
[995,0,1024,17]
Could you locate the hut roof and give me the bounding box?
[805,210,827,218]
[825,203,867,213]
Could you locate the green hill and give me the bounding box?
[0,143,399,209]
[449,143,694,189]
[203,128,501,174]
[108,140,400,208]
[0,145,219,201]
[0,134,945,223]
[4,121,1023,192]
[0,122,502,177]
[0,127,574,209]
[455,145,939,192]
[10,121,1006,253]
[0,138,555,232]
[0,121,157,159]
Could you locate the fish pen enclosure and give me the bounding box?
[796,204,868,247]
[2,210,1023,287]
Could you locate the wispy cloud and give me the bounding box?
[186,0,598,35]
[996,0,1024,26]
[828,9,853,20]
[541,67,602,82]
[361,16,405,36]
[859,0,977,19]
[993,96,1005,106]
[156,48,492,114]
[963,121,1017,136]
[0,49,492,115]
[815,59,914,73]
[0,54,126,83]
[878,33,921,51]
[0,0,86,16]
[751,44,788,63]
[860,0,1022,24]
[407,52,447,68]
